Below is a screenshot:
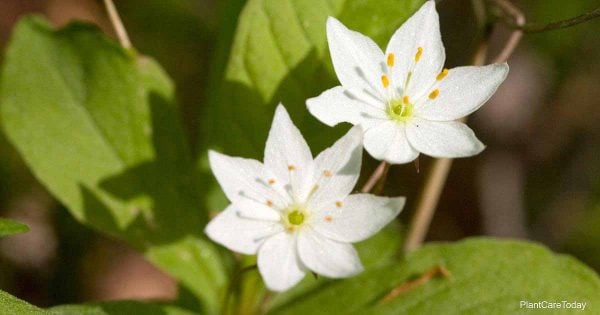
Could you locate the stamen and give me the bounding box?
[415,47,423,62]
[323,170,333,177]
[436,68,448,81]
[324,215,333,222]
[288,165,296,171]
[428,89,440,100]
[387,53,395,67]
[335,201,343,208]
[403,96,410,105]
[266,199,273,207]
[381,75,390,88]
[268,178,276,185]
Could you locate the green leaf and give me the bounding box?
[201,0,426,160]
[0,217,29,237]
[0,290,45,315]
[267,238,600,314]
[0,17,226,313]
[49,301,198,315]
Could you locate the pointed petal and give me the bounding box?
[415,63,509,121]
[312,194,404,243]
[307,86,387,128]
[385,1,445,98]
[364,121,419,164]
[205,205,283,255]
[258,232,305,292]
[264,105,313,201]
[209,151,289,208]
[406,118,485,158]
[309,126,363,209]
[297,228,363,278]
[326,17,386,100]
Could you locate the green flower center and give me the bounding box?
[386,98,414,122]
[287,210,305,225]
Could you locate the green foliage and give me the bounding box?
[0,17,226,313]
[49,301,199,315]
[0,290,45,315]
[0,217,29,237]
[201,0,426,161]
[267,238,600,314]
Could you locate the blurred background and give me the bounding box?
[0,0,599,308]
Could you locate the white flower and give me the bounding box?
[205,105,405,292]
[307,1,509,164]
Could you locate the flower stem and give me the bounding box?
[403,0,525,253]
[102,0,132,49]
[360,161,389,193]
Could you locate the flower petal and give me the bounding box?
[385,1,445,99]
[406,118,485,158]
[364,121,419,164]
[264,105,314,201]
[205,205,283,255]
[312,194,404,243]
[209,150,289,208]
[258,232,305,292]
[297,228,363,278]
[309,126,363,209]
[306,86,387,129]
[326,17,386,101]
[414,63,509,121]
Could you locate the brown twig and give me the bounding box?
[378,265,452,305]
[102,0,132,49]
[403,0,524,254]
[496,4,600,34]
[490,0,525,63]
[360,161,389,193]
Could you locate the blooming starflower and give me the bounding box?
[205,105,405,291]
[307,1,509,164]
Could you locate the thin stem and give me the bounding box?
[222,264,258,315]
[360,161,388,193]
[497,4,600,33]
[404,0,525,253]
[102,0,132,49]
[490,0,524,63]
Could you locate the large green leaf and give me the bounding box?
[267,238,600,314]
[0,290,45,315]
[0,217,29,237]
[200,0,426,161]
[49,301,198,315]
[0,17,226,313]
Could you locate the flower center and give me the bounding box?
[287,210,305,225]
[387,98,414,122]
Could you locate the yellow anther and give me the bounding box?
[323,170,333,177]
[288,165,296,171]
[387,53,395,67]
[381,75,390,88]
[268,178,276,185]
[403,95,410,105]
[324,215,333,222]
[429,89,440,100]
[266,199,273,207]
[335,201,343,208]
[436,68,449,81]
[415,47,423,62]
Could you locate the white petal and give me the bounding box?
[385,1,445,99]
[297,228,363,278]
[406,118,485,158]
[312,194,404,243]
[309,126,363,209]
[415,64,509,121]
[264,105,313,201]
[258,232,305,292]
[306,86,387,129]
[326,17,386,101]
[209,150,289,208]
[364,121,419,164]
[205,205,283,255]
